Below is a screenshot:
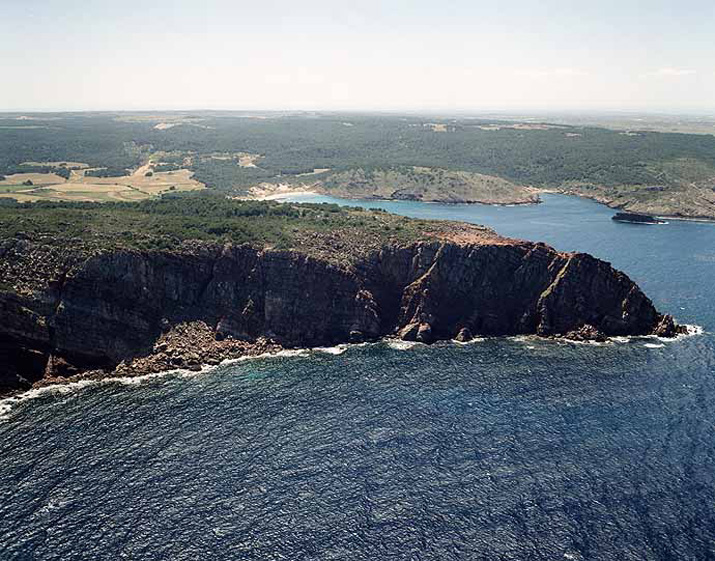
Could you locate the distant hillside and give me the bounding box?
[316,167,539,204]
[1,112,715,217]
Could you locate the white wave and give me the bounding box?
[385,339,421,350]
[0,379,97,422]
[509,335,538,343]
[452,337,486,346]
[220,348,310,366]
[274,349,310,358]
[0,401,14,421]
[644,343,666,349]
[677,324,704,339]
[2,324,705,421]
[610,336,632,344]
[0,366,209,422]
[114,369,185,384]
[314,344,350,355]
[510,324,705,347]
[648,324,704,343]
[560,339,607,346]
[0,346,326,421]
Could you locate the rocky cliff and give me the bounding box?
[0,235,682,392]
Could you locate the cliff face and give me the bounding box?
[0,237,677,391]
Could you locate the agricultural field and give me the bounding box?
[0,161,204,203]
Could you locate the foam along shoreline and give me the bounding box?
[0,345,360,421]
[0,326,704,422]
[0,347,315,421]
[530,324,703,347]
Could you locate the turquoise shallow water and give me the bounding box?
[1,194,714,560]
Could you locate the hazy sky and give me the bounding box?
[2,0,714,112]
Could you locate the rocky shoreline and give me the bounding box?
[246,186,542,206]
[24,317,693,395]
[31,321,284,391]
[551,187,715,222]
[1,233,686,394]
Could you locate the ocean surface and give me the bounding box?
[2,194,715,560]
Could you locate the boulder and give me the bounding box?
[455,327,473,342]
[564,324,607,342]
[416,322,434,343]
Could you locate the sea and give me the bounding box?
[1,193,714,560]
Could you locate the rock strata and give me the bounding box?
[0,236,683,393]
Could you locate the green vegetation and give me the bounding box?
[153,163,181,173]
[1,112,715,216]
[0,193,428,255]
[85,167,129,178]
[0,164,71,180]
[1,113,713,189]
[318,166,538,204]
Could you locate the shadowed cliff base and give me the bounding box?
[0,199,685,393]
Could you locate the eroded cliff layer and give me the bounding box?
[0,234,682,391]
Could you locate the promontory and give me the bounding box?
[0,195,683,393]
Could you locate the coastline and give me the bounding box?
[0,206,689,397]
[1,325,703,421]
[256,190,320,201]
[243,185,714,219]
[544,188,715,223]
[243,187,542,206]
[654,214,715,224]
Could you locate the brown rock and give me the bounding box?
[455,327,473,342]
[652,314,687,338]
[564,324,607,342]
[398,322,420,341]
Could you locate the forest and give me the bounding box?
[1,111,715,201]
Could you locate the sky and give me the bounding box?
[1,0,714,113]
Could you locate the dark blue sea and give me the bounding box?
[2,194,715,560]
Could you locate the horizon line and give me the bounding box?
[2,107,715,117]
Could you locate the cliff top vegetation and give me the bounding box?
[0,194,501,263]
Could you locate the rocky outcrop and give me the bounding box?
[0,237,682,392]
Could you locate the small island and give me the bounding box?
[612,212,665,224]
